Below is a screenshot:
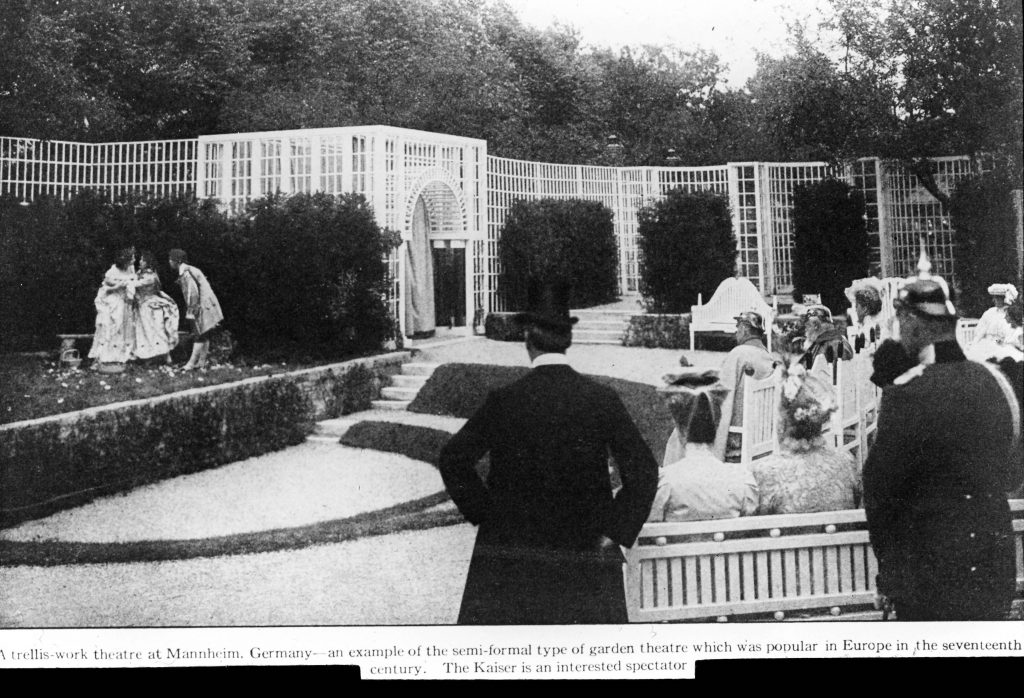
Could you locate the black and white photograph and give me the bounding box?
[0,0,1022,679]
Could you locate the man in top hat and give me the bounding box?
[438,281,658,624]
[863,263,1022,621]
[711,310,778,462]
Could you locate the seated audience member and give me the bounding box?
[799,305,853,369]
[751,362,861,515]
[649,393,758,522]
[845,279,887,351]
[713,311,778,462]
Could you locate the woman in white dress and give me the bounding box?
[132,249,179,364]
[969,283,1019,361]
[88,247,137,366]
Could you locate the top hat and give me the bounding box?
[514,279,579,333]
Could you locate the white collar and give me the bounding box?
[531,353,570,368]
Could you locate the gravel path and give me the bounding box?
[1,442,445,544]
[417,339,728,386]
[0,524,477,627]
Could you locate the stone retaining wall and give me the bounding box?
[0,352,409,526]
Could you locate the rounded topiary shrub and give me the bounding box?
[791,178,869,313]
[950,169,1022,318]
[498,198,619,310]
[231,192,400,361]
[637,188,736,313]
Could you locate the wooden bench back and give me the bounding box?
[957,318,980,349]
[692,277,772,325]
[737,366,782,464]
[624,500,1024,622]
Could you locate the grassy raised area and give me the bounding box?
[407,362,674,459]
[0,354,329,425]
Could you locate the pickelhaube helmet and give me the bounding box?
[893,241,957,318]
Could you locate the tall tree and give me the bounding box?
[822,0,1024,195]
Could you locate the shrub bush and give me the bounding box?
[622,314,690,349]
[791,179,869,314]
[498,198,619,310]
[637,189,736,313]
[0,191,400,361]
[484,312,525,342]
[950,169,1022,318]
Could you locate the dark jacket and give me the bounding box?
[800,324,854,369]
[863,341,1021,620]
[438,363,658,624]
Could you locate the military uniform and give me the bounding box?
[863,274,1022,621]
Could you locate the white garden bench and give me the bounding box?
[690,277,775,351]
[624,500,1024,623]
[957,318,980,349]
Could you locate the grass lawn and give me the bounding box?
[408,362,675,459]
[0,353,331,425]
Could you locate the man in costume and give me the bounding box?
[439,282,658,624]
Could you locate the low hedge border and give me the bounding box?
[0,490,462,567]
[484,312,525,342]
[0,352,409,527]
[622,314,691,349]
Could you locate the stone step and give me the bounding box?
[371,399,412,411]
[314,417,361,437]
[574,329,624,341]
[305,434,342,444]
[381,386,420,401]
[390,374,429,389]
[573,337,622,345]
[401,362,441,376]
[574,319,631,328]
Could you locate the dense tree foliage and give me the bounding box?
[1,0,1020,176]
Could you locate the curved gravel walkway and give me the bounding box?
[0,523,477,627]
[1,441,446,544]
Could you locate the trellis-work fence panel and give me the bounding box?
[1,128,985,323]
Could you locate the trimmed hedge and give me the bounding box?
[407,362,674,459]
[791,179,869,314]
[340,421,453,466]
[0,191,400,360]
[0,352,407,526]
[950,169,1022,318]
[622,314,690,349]
[484,312,525,342]
[637,189,736,313]
[498,198,619,309]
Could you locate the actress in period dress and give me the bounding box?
[132,249,179,364]
[88,247,137,366]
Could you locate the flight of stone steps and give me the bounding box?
[571,308,635,345]
[368,361,441,411]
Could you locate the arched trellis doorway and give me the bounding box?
[401,171,470,338]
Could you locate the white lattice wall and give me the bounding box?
[0,128,985,318]
[0,136,196,201]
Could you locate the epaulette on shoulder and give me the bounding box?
[892,363,927,386]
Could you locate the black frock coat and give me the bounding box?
[863,341,1022,620]
[438,363,659,624]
